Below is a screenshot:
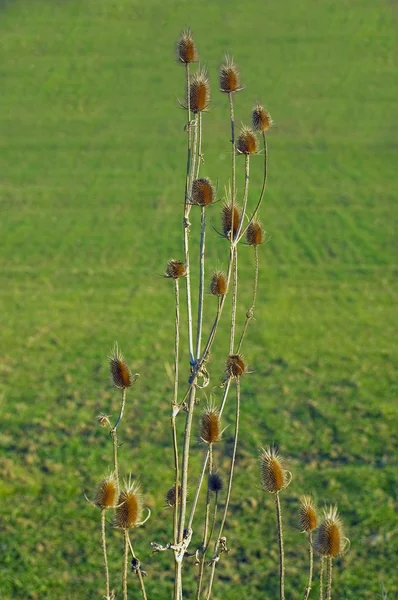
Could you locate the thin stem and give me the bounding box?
[195,446,213,600]
[187,449,210,531]
[128,536,148,600]
[219,377,232,417]
[229,247,238,354]
[319,557,324,600]
[171,279,180,546]
[235,153,250,242]
[101,509,110,599]
[206,378,241,599]
[275,491,285,600]
[239,132,267,242]
[325,557,333,600]
[303,531,314,600]
[196,111,203,179]
[195,206,206,359]
[114,387,127,431]
[229,92,236,207]
[123,529,129,600]
[112,387,127,489]
[236,244,259,353]
[178,385,197,541]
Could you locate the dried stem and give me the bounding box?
[235,154,250,242]
[171,279,181,546]
[195,206,206,359]
[178,385,197,541]
[206,378,241,599]
[195,445,213,600]
[111,387,127,489]
[229,247,238,354]
[236,244,259,353]
[319,557,324,600]
[123,529,129,600]
[229,92,236,209]
[303,531,314,600]
[101,509,110,599]
[275,491,285,600]
[196,111,203,178]
[128,536,148,600]
[187,448,210,531]
[239,132,267,242]
[325,557,333,600]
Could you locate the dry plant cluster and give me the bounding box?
[87,29,350,600]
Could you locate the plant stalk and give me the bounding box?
[236,244,259,353]
[303,531,314,600]
[325,557,333,600]
[275,491,285,600]
[101,509,110,599]
[123,529,129,600]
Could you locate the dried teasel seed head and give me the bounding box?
[225,354,247,379]
[109,343,133,389]
[208,473,223,493]
[260,446,290,493]
[200,405,221,444]
[95,473,118,510]
[246,220,264,246]
[315,505,348,557]
[221,203,241,239]
[219,55,241,93]
[177,29,198,64]
[189,68,210,113]
[210,271,228,296]
[191,178,214,206]
[165,485,182,507]
[165,259,187,279]
[299,496,318,532]
[236,126,259,155]
[252,104,273,132]
[96,413,111,428]
[115,479,143,529]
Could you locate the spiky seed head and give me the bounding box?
[222,203,241,238]
[260,446,288,493]
[246,220,264,246]
[208,473,223,493]
[252,104,273,132]
[192,178,214,206]
[109,344,133,389]
[177,29,198,64]
[225,354,247,379]
[219,56,240,93]
[95,473,118,509]
[236,126,258,155]
[96,413,111,428]
[165,259,187,279]
[115,480,143,529]
[200,405,222,444]
[299,496,318,532]
[315,505,347,557]
[210,271,228,296]
[165,485,182,507]
[189,69,210,113]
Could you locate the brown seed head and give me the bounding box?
[165,485,182,507]
[299,496,318,532]
[95,473,118,510]
[252,104,273,132]
[210,271,228,296]
[315,505,347,557]
[208,473,223,493]
[109,344,133,389]
[165,259,187,279]
[246,220,264,246]
[260,446,288,493]
[189,69,210,113]
[192,178,214,206]
[236,126,258,155]
[200,405,221,444]
[219,56,241,93]
[221,202,241,239]
[225,354,247,379]
[115,480,143,529]
[177,29,198,64]
[96,413,111,428]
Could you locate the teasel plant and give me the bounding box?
[299,496,318,600]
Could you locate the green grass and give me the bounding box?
[0,0,397,598]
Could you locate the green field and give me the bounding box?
[0,0,397,598]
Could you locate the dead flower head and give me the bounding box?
[165,259,187,279]
[260,446,291,494]
[221,202,241,239]
[96,413,111,429]
[95,473,118,510]
[177,29,198,64]
[189,68,210,113]
[236,126,258,155]
[165,485,182,507]
[115,478,143,529]
[219,55,241,93]
[315,505,349,557]
[109,343,133,389]
[252,104,273,132]
[191,178,214,206]
[208,472,223,493]
[210,271,228,296]
[299,496,318,533]
[225,354,247,379]
[200,404,222,444]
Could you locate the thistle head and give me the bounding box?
[246,220,264,246]
[252,104,273,132]
[225,354,247,379]
[299,496,318,532]
[191,178,214,206]
[165,259,187,279]
[260,446,291,493]
[96,413,112,429]
[189,68,210,113]
[109,343,133,389]
[200,404,222,444]
[165,485,182,507]
[208,473,223,493]
[221,202,241,239]
[315,505,349,557]
[236,126,258,155]
[94,473,118,510]
[219,55,241,93]
[210,271,228,296]
[177,29,198,64]
[115,478,143,529]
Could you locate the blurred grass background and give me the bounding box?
[0,0,397,598]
